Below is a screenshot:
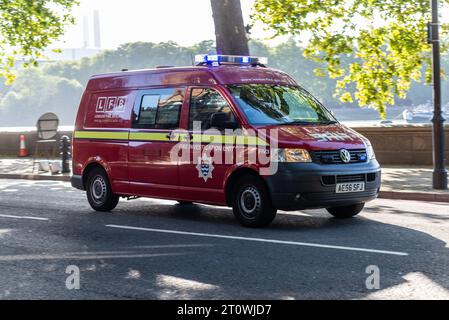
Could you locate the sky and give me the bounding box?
[56,0,276,49]
[56,0,449,50]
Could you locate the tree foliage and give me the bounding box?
[43,40,217,85]
[0,68,83,125]
[1,40,448,126]
[0,0,78,84]
[253,0,449,117]
[0,40,336,126]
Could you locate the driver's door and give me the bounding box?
[178,87,238,204]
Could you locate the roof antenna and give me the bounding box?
[190,54,194,66]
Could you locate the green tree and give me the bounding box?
[43,41,216,85]
[0,68,83,125]
[253,0,449,117]
[0,0,78,84]
[3,39,448,126]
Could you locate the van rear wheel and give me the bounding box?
[232,176,277,228]
[86,168,119,212]
[326,203,365,219]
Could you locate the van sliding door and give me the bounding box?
[128,88,185,198]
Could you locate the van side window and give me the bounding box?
[189,88,235,131]
[155,89,184,129]
[138,95,160,127]
[133,88,184,129]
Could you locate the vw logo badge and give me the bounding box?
[340,149,351,163]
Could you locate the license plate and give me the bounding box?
[336,182,365,193]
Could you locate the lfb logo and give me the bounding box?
[196,156,214,182]
[96,96,127,113]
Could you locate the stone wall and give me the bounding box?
[356,126,449,166]
[0,126,448,166]
[0,131,72,158]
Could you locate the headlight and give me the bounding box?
[365,142,376,160]
[278,149,312,163]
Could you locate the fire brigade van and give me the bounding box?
[71,54,381,228]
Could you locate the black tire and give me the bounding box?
[177,201,193,205]
[326,203,365,219]
[86,167,119,212]
[232,175,277,228]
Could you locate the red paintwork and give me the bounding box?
[256,123,365,150]
[128,137,179,199]
[73,65,368,206]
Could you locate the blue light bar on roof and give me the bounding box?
[195,54,268,66]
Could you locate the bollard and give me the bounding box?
[61,135,71,174]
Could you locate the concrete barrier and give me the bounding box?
[356,126,449,166]
[0,131,72,158]
[0,126,447,166]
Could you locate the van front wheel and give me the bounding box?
[86,168,119,212]
[326,203,365,219]
[232,176,277,228]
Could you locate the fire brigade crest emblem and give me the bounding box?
[196,156,214,182]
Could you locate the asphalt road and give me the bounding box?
[1,178,449,300]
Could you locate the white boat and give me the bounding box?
[403,102,449,123]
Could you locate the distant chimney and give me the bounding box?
[83,16,89,48]
[93,10,101,49]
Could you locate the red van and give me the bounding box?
[71,55,381,228]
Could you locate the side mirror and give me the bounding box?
[210,112,239,130]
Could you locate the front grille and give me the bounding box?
[336,174,366,183]
[312,149,367,164]
[322,174,366,185]
[322,176,336,185]
[304,189,379,201]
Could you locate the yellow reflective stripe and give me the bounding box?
[191,134,236,144]
[74,131,129,140]
[129,132,174,142]
[173,133,189,141]
[74,131,269,146]
[191,134,267,146]
[235,135,268,146]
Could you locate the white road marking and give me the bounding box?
[0,252,185,262]
[0,229,12,236]
[0,214,49,221]
[157,274,219,291]
[105,224,408,256]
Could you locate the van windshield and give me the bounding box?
[227,84,337,125]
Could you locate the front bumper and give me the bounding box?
[264,160,381,211]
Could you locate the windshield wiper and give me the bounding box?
[318,120,338,125]
[280,121,316,125]
[281,120,338,125]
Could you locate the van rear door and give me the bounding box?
[75,90,133,193]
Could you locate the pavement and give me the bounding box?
[0,178,449,299]
[0,158,71,182]
[0,158,448,203]
[380,166,449,202]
